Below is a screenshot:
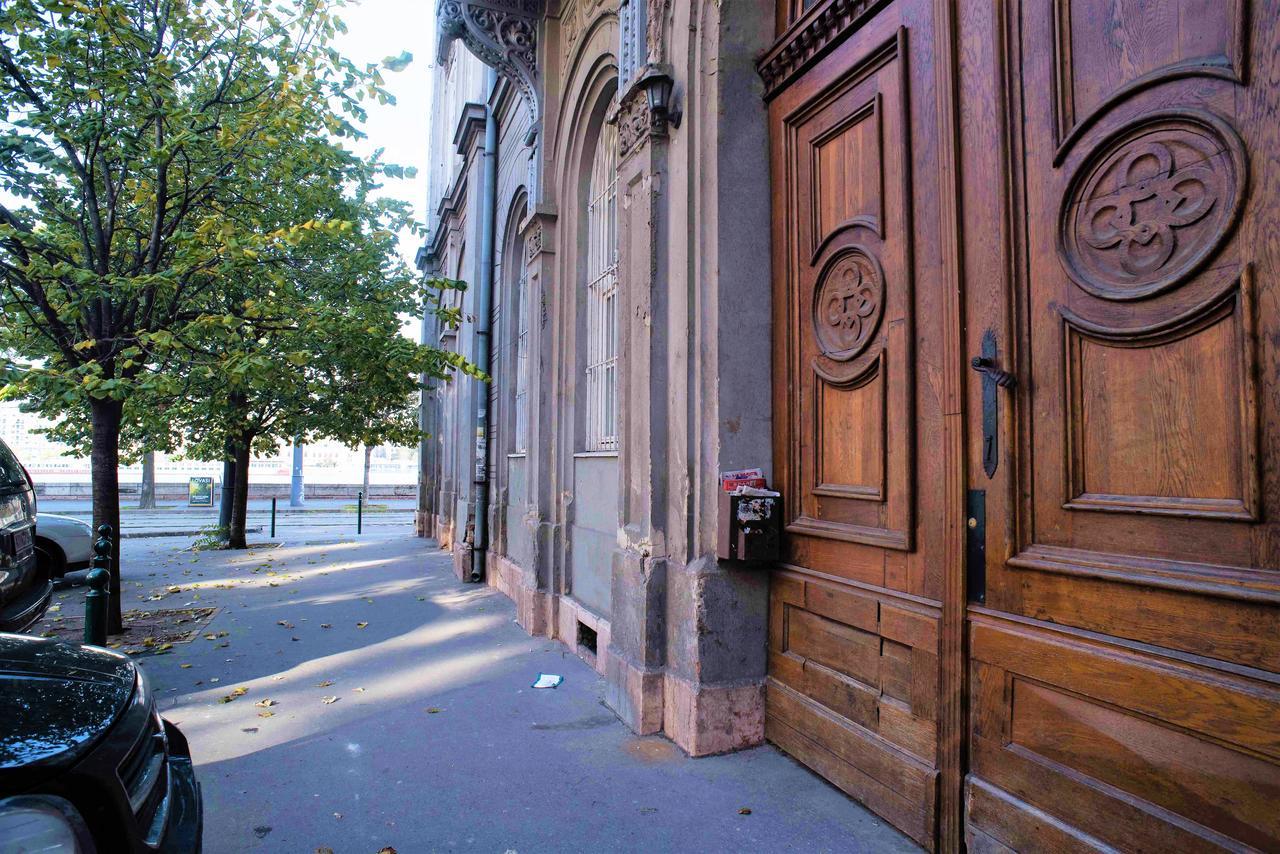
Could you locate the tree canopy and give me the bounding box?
[0,0,474,624]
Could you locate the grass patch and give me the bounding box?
[340,502,390,513]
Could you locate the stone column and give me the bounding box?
[604,81,672,735]
[658,0,774,756]
[515,206,559,636]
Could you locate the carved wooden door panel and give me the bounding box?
[964,1,1280,850]
[763,1,952,849]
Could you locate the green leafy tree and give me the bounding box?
[174,257,471,548]
[158,126,474,549]
[0,0,460,629]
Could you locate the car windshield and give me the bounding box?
[0,440,27,490]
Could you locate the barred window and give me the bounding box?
[514,262,530,453]
[584,123,618,451]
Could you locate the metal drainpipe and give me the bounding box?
[470,68,499,583]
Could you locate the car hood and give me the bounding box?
[37,513,91,526]
[0,633,136,776]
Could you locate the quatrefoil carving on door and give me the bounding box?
[1059,111,1246,301]
[1079,141,1221,277]
[813,247,884,361]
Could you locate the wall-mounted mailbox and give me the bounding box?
[716,490,783,563]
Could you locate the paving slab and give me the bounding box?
[72,528,920,853]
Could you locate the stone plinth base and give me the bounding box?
[473,550,764,758]
[605,653,664,734]
[663,673,765,756]
[487,552,550,636]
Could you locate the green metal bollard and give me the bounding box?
[271,497,277,538]
[84,525,113,646]
[357,491,363,535]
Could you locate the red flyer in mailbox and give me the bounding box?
[720,467,766,492]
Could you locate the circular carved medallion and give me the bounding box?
[813,247,884,361]
[1058,111,1246,300]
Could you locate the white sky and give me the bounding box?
[331,0,436,269]
[330,0,438,338]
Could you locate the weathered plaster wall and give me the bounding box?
[506,457,534,568]
[570,454,619,617]
[423,0,776,759]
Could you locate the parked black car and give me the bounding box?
[0,437,47,632]
[0,633,202,852]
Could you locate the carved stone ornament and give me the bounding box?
[438,0,542,124]
[561,0,611,63]
[524,220,543,262]
[812,247,884,361]
[1058,110,1247,301]
[645,0,671,64]
[614,84,662,156]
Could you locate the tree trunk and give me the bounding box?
[89,397,124,634]
[138,450,156,509]
[228,436,252,549]
[218,442,235,534]
[363,444,372,499]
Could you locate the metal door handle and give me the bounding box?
[970,356,1016,388]
[972,330,1013,479]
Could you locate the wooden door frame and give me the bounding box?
[929,0,968,850]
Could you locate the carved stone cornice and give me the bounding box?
[756,0,889,98]
[438,0,542,123]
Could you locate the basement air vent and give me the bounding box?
[577,621,598,656]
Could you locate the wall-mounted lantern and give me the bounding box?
[638,64,681,129]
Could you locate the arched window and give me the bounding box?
[513,241,530,454]
[584,122,618,451]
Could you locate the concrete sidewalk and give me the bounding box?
[111,532,918,852]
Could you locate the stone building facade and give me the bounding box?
[419,0,776,758]
[417,0,1280,850]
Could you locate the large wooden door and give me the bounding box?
[961,1,1280,850]
[762,1,957,849]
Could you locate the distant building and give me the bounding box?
[0,400,417,493]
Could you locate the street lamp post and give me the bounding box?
[290,441,304,507]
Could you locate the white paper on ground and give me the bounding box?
[531,673,564,689]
